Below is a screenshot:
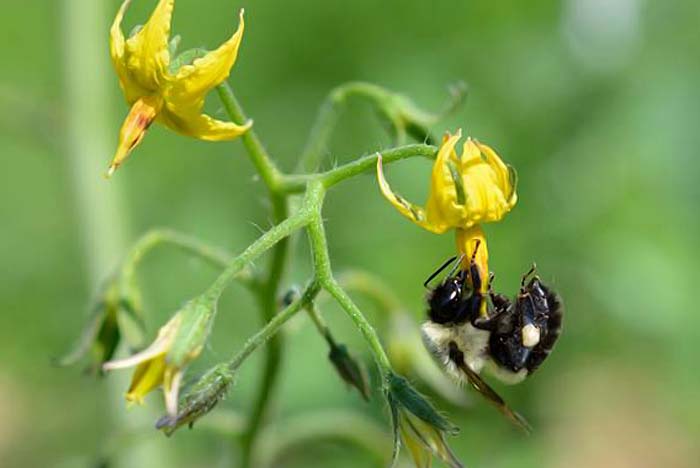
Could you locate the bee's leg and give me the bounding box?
[472,300,511,330]
[520,263,538,290]
[471,273,510,330]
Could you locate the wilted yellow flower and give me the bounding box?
[376,129,517,295]
[102,293,217,417]
[103,312,184,415]
[108,0,251,175]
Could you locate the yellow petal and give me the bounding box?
[125,354,166,405]
[424,130,465,229]
[458,138,516,224]
[124,0,174,91]
[167,9,245,106]
[376,155,444,233]
[400,419,433,468]
[163,367,183,417]
[159,109,252,141]
[108,95,163,176]
[110,1,147,102]
[404,415,462,468]
[475,140,518,206]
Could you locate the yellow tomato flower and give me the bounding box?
[377,129,517,234]
[376,129,517,298]
[108,0,252,175]
[103,312,185,416]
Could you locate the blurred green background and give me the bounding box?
[1,0,699,467]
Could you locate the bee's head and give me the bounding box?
[427,276,466,325]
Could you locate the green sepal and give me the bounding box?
[168,47,209,75]
[168,34,181,58]
[387,391,402,468]
[387,372,459,436]
[447,160,467,206]
[507,164,518,203]
[166,294,217,368]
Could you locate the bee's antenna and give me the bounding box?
[470,239,482,263]
[446,254,465,278]
[423,255,463,288]
[520,263,537,288]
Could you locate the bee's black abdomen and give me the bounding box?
[489,332,530,372]
[525,285,563,373]
[487,280,563,375]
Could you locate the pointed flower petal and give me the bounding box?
[125,355,167,404]
[376,155,445,233]
[108,95,163,176]
[102,311,180,371]
[124,0,174,90]
[110,1,149,102]
[159,110,252,141]
[424,130,465,228]
[168,9,245,105]
[163,367,183,417]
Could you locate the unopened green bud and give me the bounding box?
[387,372,458,436]
[387,372,463,468]
[156,363,234,436]
[328,340,371,401]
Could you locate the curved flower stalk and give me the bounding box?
[108,0,251,175]
[377,129,517,299]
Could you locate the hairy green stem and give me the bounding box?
[306,209,393,378]
[217,83,282,191]
[206,204,310,300]
[240,193,289,466]
[304,300,333,344]
[213,81,437,466]
[320,144,436,188]
[228,280,321,371]
[279,143,437,193]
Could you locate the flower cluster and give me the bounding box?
[66,1,529,467]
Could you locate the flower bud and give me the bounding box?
[328,339,371,401]
[103,292,218,418]
[387,372,462,468]
[156,363,234,436]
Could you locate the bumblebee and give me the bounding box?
[421,244,563,432]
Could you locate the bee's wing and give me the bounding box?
[451,349,532,434]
